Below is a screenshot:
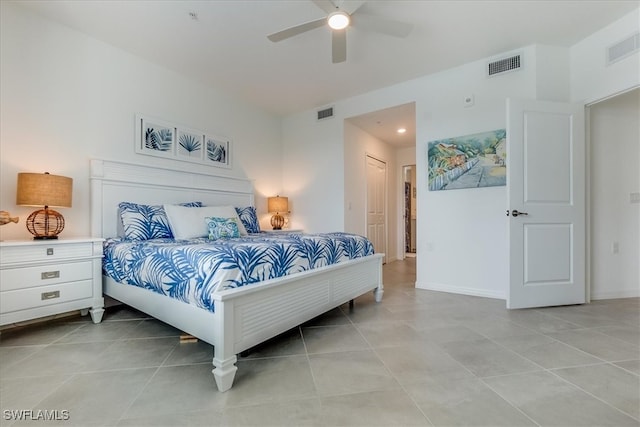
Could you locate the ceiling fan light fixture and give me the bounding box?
[327,11,350,30]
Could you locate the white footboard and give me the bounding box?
[211,253,383,391]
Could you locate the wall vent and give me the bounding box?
[487,54,521,77]
[317,106,334,121]
[607,32,639,65]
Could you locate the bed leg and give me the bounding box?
[212,355,238,392]
[89,307,105,323]
[374,285,384,303]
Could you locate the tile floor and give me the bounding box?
[0,258,638,426]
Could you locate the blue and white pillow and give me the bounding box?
[235,206,261,234]
[206,217,241,240]
[119,201,202,241]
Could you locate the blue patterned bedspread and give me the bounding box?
[103,232,374,312]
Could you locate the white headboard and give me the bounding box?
[90,159,255,238]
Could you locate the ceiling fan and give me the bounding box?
[267,0,413,64]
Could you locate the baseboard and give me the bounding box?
[415,281,505,300]
[591,289,640,300]
[414,282,637,302]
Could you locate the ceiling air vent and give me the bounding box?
[607,32,639,66]
[317,106,334,121]
[487,54,521,77]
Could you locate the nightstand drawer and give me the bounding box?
[0,261,93,292]
[0,280,94,313]
[0,242,94,265]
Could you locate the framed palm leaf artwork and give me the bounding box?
[136,115,175,159]
[176,128,203,161]
[135,114,232,169]
[203,135,231,168]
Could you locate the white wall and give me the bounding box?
[535,45,570,102]
[343,121,398,262]
[589,89,640,299]
[281,80,419,233]
[283,46,539,299]
[0,2,283,241]
[415,47,540,300]
[283,9,640,301]
[571,9,640,104]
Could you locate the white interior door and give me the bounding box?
[366,155,386,262]
[507,99,586,309]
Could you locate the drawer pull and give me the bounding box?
[41,290,60,300]
[47,248,54,256]
[41,271,60,280]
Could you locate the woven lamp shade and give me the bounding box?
[16,172,73,239]
[267,196,288,230]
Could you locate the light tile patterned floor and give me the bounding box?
[1,258,638,426]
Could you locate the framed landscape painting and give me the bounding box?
[428,128,506,191]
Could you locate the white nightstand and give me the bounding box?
[263,229,303,234]
[0,238,105,326]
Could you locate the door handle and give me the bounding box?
[511,209,529,217]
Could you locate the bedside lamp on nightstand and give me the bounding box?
[16,172,72,240]
[268,195,288,230]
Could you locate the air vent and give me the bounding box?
[607,32,640,65]
[317,106,334,121]
[487,54,521,77]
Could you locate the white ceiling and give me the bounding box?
[347,102,416,148]
[15,0,638,145]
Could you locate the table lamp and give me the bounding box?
[267,195,288,230]
[16,172,72,239]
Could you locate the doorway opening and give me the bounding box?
[403,165,416,257]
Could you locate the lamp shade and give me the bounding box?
[16,173,72,208]
[267,196,288,213]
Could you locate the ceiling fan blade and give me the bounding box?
[267,18,327,42]
[332,29,347,63]
[341,0,366,15]
[352,13,413,38]
[312,0,338,14]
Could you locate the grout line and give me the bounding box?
[546,368,640,422]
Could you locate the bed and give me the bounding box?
[90,159,384,392]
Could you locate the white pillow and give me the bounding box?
[163,205,248,239]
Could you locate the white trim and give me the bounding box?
[583,84,640,107]
[591,289,640,300]
[416,281,505,301]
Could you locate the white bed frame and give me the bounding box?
[90,159,383,392]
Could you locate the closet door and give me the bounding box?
[366,155,387,263]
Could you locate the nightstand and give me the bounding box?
[263,229,303,234]
[0,238,105,326]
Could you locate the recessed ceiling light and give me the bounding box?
[397,128,407,134]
